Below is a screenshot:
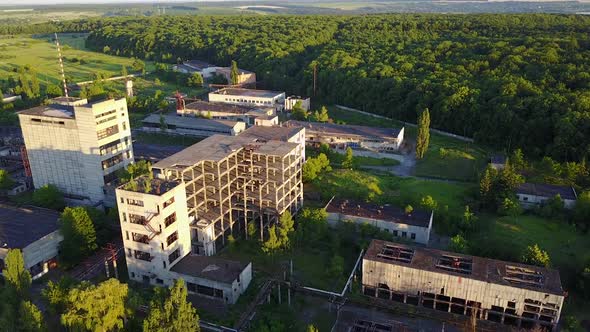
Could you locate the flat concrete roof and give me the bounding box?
[240,125,302,142]
[517,183,577,201]
[153,134,299,170]
[170,254,249,284]
[210,88,283,99]
[143,114,240,131]
[117,175,181,196]
[0,204,60,249]
[18,104,75,119]
[364,240,564,296]
[284,120,402,140]
[327,198,431,228]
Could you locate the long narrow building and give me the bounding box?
[362,240,565,331]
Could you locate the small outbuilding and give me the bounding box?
[516,183,577,209]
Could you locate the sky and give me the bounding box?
[0,0,247,6]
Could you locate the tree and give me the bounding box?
[342,147,354,169]
[4,249,32,294]
[117,160,152,184]
[302,153,331,182]
[230,60,239,85]
[262,225,281,256]
[143,279,200,332]
[290,101,308,121]
[510,148,527,171]
[460,205,477,231]
[540,194,564,218]
[277,211,294,248]
[420,195,438,211]
[45,84,63,98]
[187,72,204,87]
[121,65,128,77]
[19,301,45,332]
[32,184,65,210]
[159,113,168,132]
[522,244,551,267]
[307,325,320,332]
[311,106,330,122]
[449,234,468,253]
[415,108,430,159]
[59,207,98,266]
[404,205,413,214]
[61,279,128,332]
[479,164,524,210]
[574,191,590,231]
[497,197,522,216]
[132,58,145,74]
[0,169,14,190]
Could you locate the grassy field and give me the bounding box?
[312,168,474,213]
[0,34,139,86]
[414,134,489,182]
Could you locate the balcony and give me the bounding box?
[134,251,153,262]
[132,233,150,244]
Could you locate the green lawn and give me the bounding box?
[314,169,474,214]
[414,134,489,182]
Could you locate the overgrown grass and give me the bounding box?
[414,135,489,182]
[313,169,474,213]
[470,214,590,284]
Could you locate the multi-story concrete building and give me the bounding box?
[0,204,63,280]
[116,127,303,301]
[116,176,252,304]
[209,88,286,112]
[178,100,277,128]
[283,120,404,153]
[362,240,565,331]
[326,199,433,245]
[142,114,246,137]
[239,125,306,161]
[18,97,134,204]
[151,132,304,256]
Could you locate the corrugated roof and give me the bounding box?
[211,88,283,98]
[142,114,240,131]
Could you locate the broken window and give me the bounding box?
[435,255,473,275]
[377,245,414,263]
[504,265,543,287]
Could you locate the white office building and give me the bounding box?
[18,97,134,204]
[209,88,286,112]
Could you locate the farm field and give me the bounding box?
[0,34,140,86]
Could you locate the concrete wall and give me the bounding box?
[362,259,564,330]
[0,231,63,280]
[326,212,432,245]
[19,98,133,204]
[117,182,192,285]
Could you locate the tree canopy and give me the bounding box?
[59,207,98,266]
[143,279,200,332]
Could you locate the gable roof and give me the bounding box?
[516,183,577,201]
[0,204,60,249]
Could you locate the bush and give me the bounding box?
[521,244,551,267]
[497,197,522,216]
[32,184,65,210]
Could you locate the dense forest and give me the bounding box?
[8,14,590,161]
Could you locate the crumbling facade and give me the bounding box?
[151,133,304,256]
[362,240,565,331]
